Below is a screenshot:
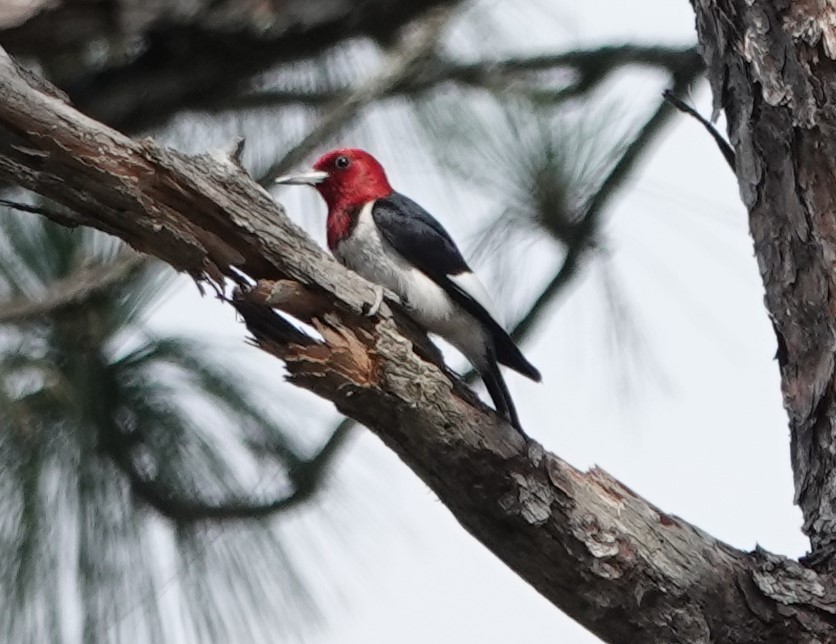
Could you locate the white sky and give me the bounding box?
[146,1,808,642]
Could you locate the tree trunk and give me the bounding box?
[693,0,836,574]
[0,6,836,638]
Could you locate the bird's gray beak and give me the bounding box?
[274,170,329,186]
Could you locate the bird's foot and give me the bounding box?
[362,285,385,317]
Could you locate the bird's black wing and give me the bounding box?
[372,193,540,381]
[373,193,470,276]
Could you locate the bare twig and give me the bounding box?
[259,6,454,185]
[663,89,735,169]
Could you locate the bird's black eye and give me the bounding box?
[335,156,350,169]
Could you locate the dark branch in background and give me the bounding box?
[511,62,702,341]
[217,45,701,113]
[0,252,149,324]
[418,45,700,96]
[0,0,459,133]
[1,0,699,136]
[258,6,453,185]
[106,417,352,522]
[662,89,735,169]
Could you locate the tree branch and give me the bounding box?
[662,89,735,169]
[106,418,352,522]
[0,252,149,324]
[509,65,702,344]
[0,0,460,133]
[0,45,834,642]
[212,45,702,114]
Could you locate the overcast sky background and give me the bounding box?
[142,1,808,642]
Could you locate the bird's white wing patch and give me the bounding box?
[448,271,502,325]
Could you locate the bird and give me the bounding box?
[275,148,541,434]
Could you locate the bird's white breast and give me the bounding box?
[334,201,492,367]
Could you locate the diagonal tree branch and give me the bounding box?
[662,89,736,169]
[509,67,702,344]
[0,46,834,642]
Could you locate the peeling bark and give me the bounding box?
[1,44,836,642]
[693,0,836,574]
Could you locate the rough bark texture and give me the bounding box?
[1,44,836,643]
[693,0,836,574]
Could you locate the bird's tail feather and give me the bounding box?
[482,357,526,436]
[493,330,541,382]
[438,275,540,382]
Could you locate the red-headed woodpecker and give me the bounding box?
[275,148,541,434]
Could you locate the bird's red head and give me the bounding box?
[274,148,394,249]
[310,148,393,211]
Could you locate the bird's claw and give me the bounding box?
[363,285,384,317]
